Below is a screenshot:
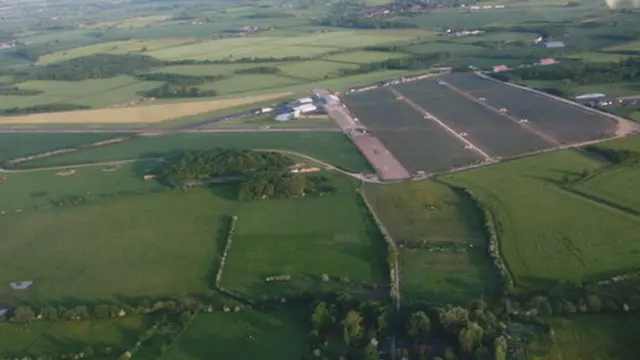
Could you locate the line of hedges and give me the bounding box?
[215,215,238,289]
[459,187,515,292]
[358,187,400,308]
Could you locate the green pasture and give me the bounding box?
[571,165,640,214]
[604,40,640,52]
[562,52,637,63]
[279,60,357,80]
[164,309,308,360]
[365,181,495,304]
[442,150,640,289]
[1,76,162,109]
[519,80,640,98]
[407,42,485,55]
[597,136,640,152]
[20,132,372,173]
[37,38,197,64]
[528,315,640,360]
[0,133,121,163]
[147,63,287,76]
[198,74,300,95]
[0,161,164,212]
[0,189,229,302]
[222,175,386,299]
[0,316,144,358]
[321,51,408,64]
[148,30,432,61]
[455,31,535,43]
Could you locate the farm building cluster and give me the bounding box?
[271,96,322,122]
[491,58,558,73]
[575,93,640,107]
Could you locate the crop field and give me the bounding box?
[0,316,144,358]
[36,38,197,64]
[343,89,483,172]
[364,181,496,304]
[441,73,617,143]
[221,175,387,299]
[321,51,408,64]
[528,315,640,360]
[0,133,120,163]
[21,132,372,173]
[442,150,640,289]
[148,30,432,61]
[407,42,484,55]
[0,161,164,212]
[148,63,289,76]
[2,76,163,109]
[0,93,290,125]
[164,309,307,360]
[393,78,552,157]
[570,166,640,214]
[278,60,358,81]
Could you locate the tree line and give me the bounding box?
[494,57,640,84]
[584,146,640,164]
[315,16,418,29]
[136,73,228,98]
[1,103,90,116]
[342,52,452,75]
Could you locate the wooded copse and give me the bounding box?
[163,149,335,200]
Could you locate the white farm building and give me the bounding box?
[293,103,317,114]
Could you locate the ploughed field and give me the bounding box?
[393,78,553,157]
[442,73,617,143]
[342,89,483,173]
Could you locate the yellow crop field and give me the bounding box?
[0,93,291,125]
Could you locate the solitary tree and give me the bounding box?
[407,311,431,341]
[312,302,334,331]
[343,310,364,346]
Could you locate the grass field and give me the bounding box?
[604,40,640,52]
[164,309,308,360]
[321,51,408,64]
[527,315,640,360]
[21,132,372,173]
[407,42,485,55]
[0,161,164,212]
[0,93,289,125]
[570,165,640,214]
[364,181,495,304]
[0,316,144,358]
[442,150,640,289]
[0,76,162,109]
[37,38,198,64]
[0,133,121,163]
[148,30,433,61]
[198,75,300,95]
[222,175,386,299]
[561,52,637,63]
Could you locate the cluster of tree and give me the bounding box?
[315,17,417,29]
[306,295,509,360]
[238,173,335,201]
[363,45,409,53]
[244,11,294,19]
[496,57,640,84]
[343,52,452,75]
[163,149,293,187]
[168,56,309,65]
[234,66,281,74]
[141,83,218,98]
[6,54,165,81]
[0,86,43,96]
[137,72,226,85]
[1,103,90,116]
[584,146,640,164]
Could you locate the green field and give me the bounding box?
[0,76,162,109]
[528,315,640,360]
[222,175,386,299]
[0,316,144,358]
[321,51,408,64]
[442,150,640,289]
[364,181,496,304]
[570,166,640,214]
[164,309,308,360]
[0,161,164,212]
[0,133,121,163]
[20,133,372,173]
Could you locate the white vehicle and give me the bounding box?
[459,132,468,137]
[479,97,487,101]
[519,119,529,123]
[499,108,507,112]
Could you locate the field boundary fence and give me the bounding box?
[358,183,401,310]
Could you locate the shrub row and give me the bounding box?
[358,188,400,307]
[215,215,238,289]
[461,188,514,291]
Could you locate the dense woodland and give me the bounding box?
[584,146,640,164]
[163,149,335,200]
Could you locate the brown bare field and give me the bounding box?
[0,93,291,125]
